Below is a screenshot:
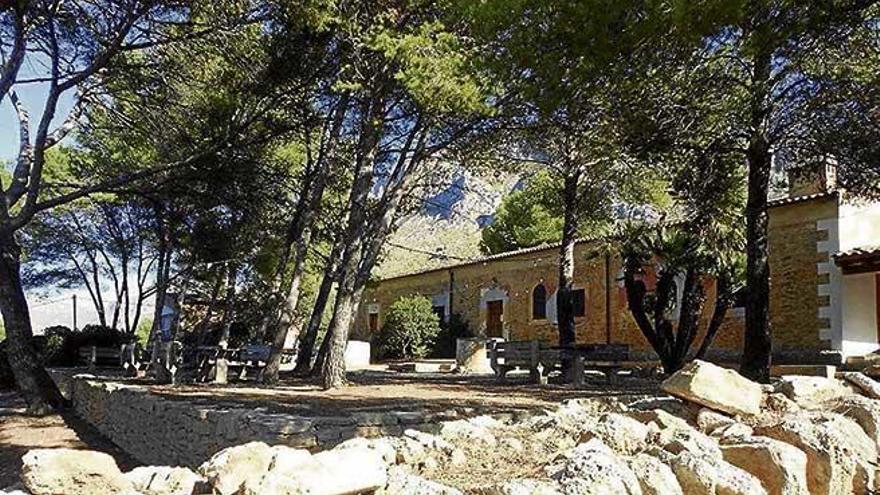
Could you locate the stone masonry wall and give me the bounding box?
[361,242,746,355]
[61,375,474,468]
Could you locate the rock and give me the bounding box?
[579,413,650,455]
[440,419,497,445]
[333,437,397,465]
[657,426,722,459]
[627,453,683,495]
[841,372,880,399]
[404,429,456,453]
[763,393,801,415]
[721,436,809,495]
[696,408,734,434]
[556,439,642,494]
[776,376,851,407]
[661,360,762,417]
[830,394,880,446]
[475,479,561,495]
[501,437,524,452]
[755,412,876,495]
[125,466,203,495]
[306,445,388,494]
[240,472,305,495]
[710,422,753,440]
[381,466,463,494]
[627,409,691,431]
[670,451,767,495]
[21,448,134,495]
[268,445,315,476]
[198,441,274,495]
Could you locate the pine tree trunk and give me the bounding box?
[557,168,579,350]
[294,244,341,373]
[740,134,772,382]
[0,232,66,415]
[740,46,774,383]
[218,264,237,348]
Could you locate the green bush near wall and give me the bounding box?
[373,295,441,360]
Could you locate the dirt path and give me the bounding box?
[0,390,138,489]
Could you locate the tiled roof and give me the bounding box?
[378,235,607,282]
[767,191,838,208]
[833,245,880,262]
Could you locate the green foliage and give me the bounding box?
[431,313,474,359]
[135,319,153,346]
[374,295,441,360]
[481,172,564,254]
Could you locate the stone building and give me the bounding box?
[360,165,880,362]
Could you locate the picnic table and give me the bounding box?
[187,344,296,382]
[487,340,632,385]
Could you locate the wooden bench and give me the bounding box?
[78,345,124,369]
[487,340,630,384]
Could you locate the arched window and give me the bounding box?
[532,284,547,320]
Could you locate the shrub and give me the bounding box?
[431,313,475,358]
[374,296,441,360]
[41,325,135,366]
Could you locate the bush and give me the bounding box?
[41,325,135,366]
[374,296,441,360]
[431,313,475,358]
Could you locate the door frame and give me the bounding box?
[485,299,505,339]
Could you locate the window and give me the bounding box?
[368,312,379,333]
[573,288,586,317]
[532,284,547,320]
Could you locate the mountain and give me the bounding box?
[374,169,519,279]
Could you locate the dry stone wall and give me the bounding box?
[63,375,481,467]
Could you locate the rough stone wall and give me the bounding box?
[64,376,460,468]
[768,195,839,352]
[362,242,746,354]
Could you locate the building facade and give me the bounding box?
[360,167,880,361]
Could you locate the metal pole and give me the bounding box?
[72,294,78,330]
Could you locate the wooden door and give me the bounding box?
[369,313,378,334]
[486,300,504,338]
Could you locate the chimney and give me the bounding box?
[787,160,838,197]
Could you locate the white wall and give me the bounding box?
[841,272,878,357]
[840,201,880,252]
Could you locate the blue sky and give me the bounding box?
[2,74,75,163]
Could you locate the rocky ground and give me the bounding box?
[8,359,880,494]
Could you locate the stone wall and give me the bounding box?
[768,194,839,352]
[61,375,480,468]
[361,241,746,355]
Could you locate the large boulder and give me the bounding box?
[840,372,880,399]
[669,451,767,495]
[555,439,643,494]
[579,413,651,455]
[627,409,692,432]
[776,376,851,407]
[656,426,722,459]
[125,466,204,495]
[239,472,305,495]
[627,453,683,495]
[755,412,876,495]
[830,394,880,447]
[661,360,762,417]
[262,445,387,495]
[21,448,134,495]
[198,441,274,495]
[720,436,809,495]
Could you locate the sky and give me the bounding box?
[1,67,76,162]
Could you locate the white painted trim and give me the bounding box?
[816,218,842,348]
